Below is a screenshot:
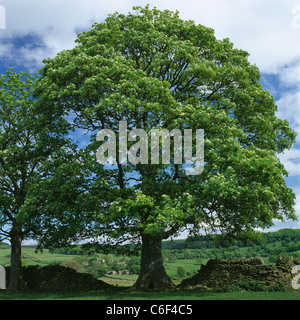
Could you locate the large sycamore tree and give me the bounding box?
[35,6,297,290]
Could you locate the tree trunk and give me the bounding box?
[7,229,27,291]
[132,233,175,291]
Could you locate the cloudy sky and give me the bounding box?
[0,0,299,232]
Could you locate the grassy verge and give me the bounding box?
[1,289,300,300]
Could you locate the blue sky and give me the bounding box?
[0,0,300,234]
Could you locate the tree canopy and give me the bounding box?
[34,6,297,290]
[0,68,78,290]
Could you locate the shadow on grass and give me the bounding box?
[1,287,300,300]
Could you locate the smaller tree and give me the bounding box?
[87,261,108,277]
[111,261,122,273]
[0,69,75,291]
[177,266,186,277]
[128,256,141,275]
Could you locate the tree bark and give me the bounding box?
[7,228,27,291]
[132,233,175,291]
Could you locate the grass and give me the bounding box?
[165,258,205,277]
[99,274,138,287]
[0,246,82,267]
[1,289,300,300]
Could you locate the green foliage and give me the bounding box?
[86,260,108,277]
[0,242,9,249]
[127,256,141,274]
[177,266,186,277]
[0,68,78,248]
[223,281,287,292]
[34,5,297,254]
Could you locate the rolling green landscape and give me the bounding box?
[1,228,300,299]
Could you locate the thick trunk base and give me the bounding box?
[7,231,27,292]
[7,276,27,292]
[132,234,175,291]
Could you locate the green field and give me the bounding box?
[1,289,300,300]
[1,229,300,300]
[0,246,202,286]
[0,245,81,267]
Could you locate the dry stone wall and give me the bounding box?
[179,255,298,289]
[5,265,114,291]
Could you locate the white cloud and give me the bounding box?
[275,61,300,200]
[0,0,136,68]
[279,62,300,85]
[278,149,300,176]
[276,82,300,136]
[3,0,130,35]
[0,0,299,73]
[288,187,300,226]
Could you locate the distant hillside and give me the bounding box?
[162,229,300,250]
[2,228,300,253]
[0,242,9,249]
